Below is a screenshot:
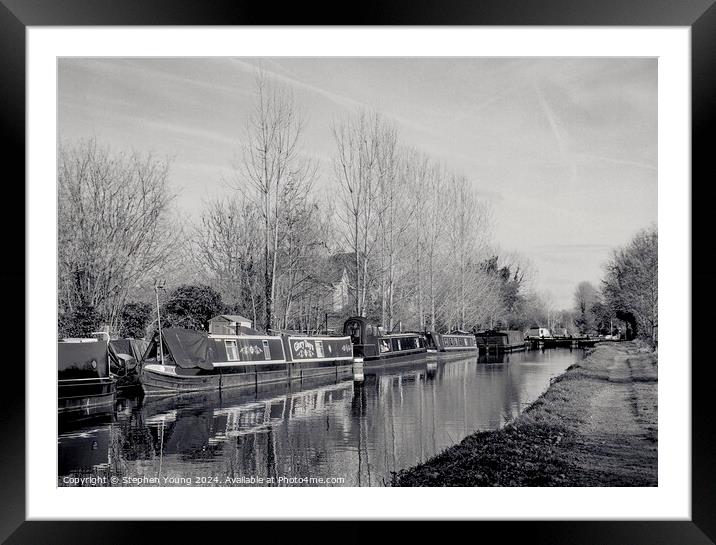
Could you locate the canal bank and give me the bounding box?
[393,342,657,486]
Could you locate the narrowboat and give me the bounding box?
[475,330,527,352]
[140,327,355,395]
[58,338,116,414]
[526,327,552,340]
[424,330,478,352]
[343,317,427,365]
[525,326,553,348]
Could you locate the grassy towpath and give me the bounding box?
[393,342,657,486]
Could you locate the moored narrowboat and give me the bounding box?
[440,331,478,351]
[343,317,427,365]
[475,330,526,352]
[525,326,552,347]
[526,327,552,340]
[58,338,116,414]
[140,327,354,395]
[424,330,478,352]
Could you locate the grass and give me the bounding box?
[392,342,658,487]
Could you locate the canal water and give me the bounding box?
[58,348,584,487]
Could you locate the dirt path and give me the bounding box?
[393,342,657,487]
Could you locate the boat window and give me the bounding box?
[225,340,239,361]
[262,339,271,360]
[315,340,324,358]
[348,321,361,343]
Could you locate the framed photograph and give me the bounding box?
[5,0,714,542]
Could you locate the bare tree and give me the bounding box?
[422,162,448,330]
[237,70,316,331]
[441,174,491,330]
[542,291,559,332]
[332,109,393,318]
[398,149,434,330]
[274,197,333,329]
[409,153,430,331]
[377,144,422,330]
[58,138,178,334]
[193,196,263,327]
[330,110,502,333]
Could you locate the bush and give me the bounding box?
[602,227,657,346]
[162,284,224,331]
[58,304,103,338]
[119,302,153,339]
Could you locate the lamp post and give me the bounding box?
[154,279,166,365]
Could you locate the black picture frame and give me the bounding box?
[3,1,713,543]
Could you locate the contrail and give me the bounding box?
[575,152,657,171]
[227,58,443,139]
[533,81,576,183]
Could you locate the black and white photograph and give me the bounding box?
[55,56,658,489]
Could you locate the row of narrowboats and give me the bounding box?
[58,316,581,413]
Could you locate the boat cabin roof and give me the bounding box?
[210,314,252,324]
[381,332,423,338]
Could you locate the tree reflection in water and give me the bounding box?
[58,348,583,486]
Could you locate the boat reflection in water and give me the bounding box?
[58,348,583,487]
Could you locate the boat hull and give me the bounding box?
[542,337,572,348]
[476,331,527,353]
[428,350,479,364]
[480,343,527,353]
[58,378,116,414]
[362,349,427,367]
[141,360,353,395]
[527,337,593,348]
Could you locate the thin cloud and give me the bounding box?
[227,58,444,140]
[575,152,657,171]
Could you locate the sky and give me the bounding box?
[58,57,657,309]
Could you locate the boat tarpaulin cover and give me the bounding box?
[110,339,149,360]
[162,328,216,370]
